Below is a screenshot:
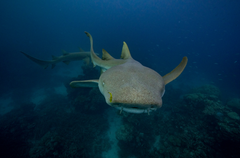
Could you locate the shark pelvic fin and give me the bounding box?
[70,80,99,88]
[120,42,132,59]
[102,49,115,60]
[163,56,188,85]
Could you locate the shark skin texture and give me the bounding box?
[21,50,91,69]
[70,32,188,114]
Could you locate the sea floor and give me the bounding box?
[0,73,240,157]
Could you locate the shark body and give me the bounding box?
[21,50,91,69]
[70,32,188,114]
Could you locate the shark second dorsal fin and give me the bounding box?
[62,50,69,56]
[102,49,115,61]
[163,57,188,85]
[120,42,132,59]
[70,80,99,88]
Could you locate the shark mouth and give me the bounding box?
[115,107,157,114]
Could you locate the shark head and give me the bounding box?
[98,59,165,114]
[70,32,188,114]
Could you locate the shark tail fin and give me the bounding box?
[85,31,102,67]
[20,51,52,69]
[163,57,188,85]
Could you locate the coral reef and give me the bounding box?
[191,84,221,97]
[116,124,134,142]
[0,65,111,158]
[1,70,240,158]
[227,98,240,110]
[114,84,240,158]
[65,64,107,114]
[227,112,240,120]
[0,103,38,157]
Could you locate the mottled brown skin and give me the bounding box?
[99,59,165,109]
[70,32,188,114]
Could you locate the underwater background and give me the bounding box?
[0,0,240,157]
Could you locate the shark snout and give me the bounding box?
[109,102,162,109]
[104,85,164,110]
[108,100,162,114]
[107,92,163,109]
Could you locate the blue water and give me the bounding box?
[0,0,240,158]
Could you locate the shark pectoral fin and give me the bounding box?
[102,49,115,60]
[63,60,70,65]
[70,80,99,88]
[163,56,188,85]
[120,42,132,59]
[62,50,69,56]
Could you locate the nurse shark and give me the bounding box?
[70,32,188,114]
[21,49,91,69]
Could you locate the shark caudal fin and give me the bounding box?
[84,31,102,67]
[20,51,53,69]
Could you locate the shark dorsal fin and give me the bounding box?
[163,57,188,85]
[62,50,69,56]
[102,49,115,61]
[120,42,132,59]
